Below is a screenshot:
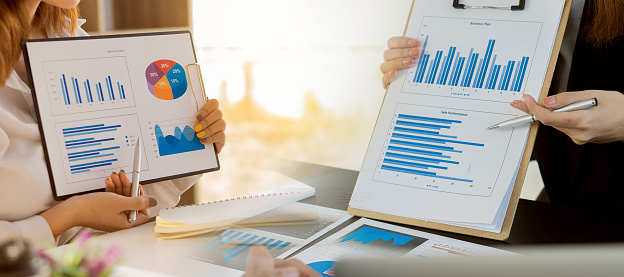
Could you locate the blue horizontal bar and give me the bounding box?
[398,114,461,124]
[68,146,121,156]
[392,133,485,147]
[70,158,117,169]
[276,242,291,251]
[66,143,102,149]
[70,162,113,172]
[63,129,117,137]
[382,165,473,183]
[63,125,121,135]
[394,127,457,139]
[67,152,99,159]
[65,138,114,147]
[383,158,448,170]
[71,169,90,174]
[386,151,459,164]
[69,153,115,162]
[65,138,95,144]
[62,124,105,132]
[387,145,451,158]
[390,139,462,153]
[396,120,450,130]
[267,240,283,250]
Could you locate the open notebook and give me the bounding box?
[155,172,315,239]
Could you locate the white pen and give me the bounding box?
[487,98,598,130]
[128,139,142,223]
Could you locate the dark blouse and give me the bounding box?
[534,10,624,210]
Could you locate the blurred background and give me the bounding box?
[77,0,544,204]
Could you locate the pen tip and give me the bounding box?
[486,126,497,130]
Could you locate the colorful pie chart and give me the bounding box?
[145,59,187,100]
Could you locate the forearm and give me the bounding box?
[40,197,80,238]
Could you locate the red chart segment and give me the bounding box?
[145,59,187,100]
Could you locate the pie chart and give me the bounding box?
[145,59,187,100]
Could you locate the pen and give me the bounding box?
[128,139,142,224]
[487,98,598,130]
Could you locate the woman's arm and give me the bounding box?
[512,91,624,144]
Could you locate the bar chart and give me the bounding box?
[43,57,136,115]
[372,104,513,196]
[402,17,542,102]
[191,228,297,271]
[56,114,145,183]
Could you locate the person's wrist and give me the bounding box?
[41,197,82,237]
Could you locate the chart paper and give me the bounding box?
[23,32,219,198]
[350,0,566,227]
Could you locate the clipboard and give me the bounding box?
[21,31,220,200]
[348,0,572,240]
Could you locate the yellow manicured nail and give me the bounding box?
[194,124,202,132]
[106,177,112,182]
[197,131,205,138]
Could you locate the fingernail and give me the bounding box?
[106,177,112,182]
[148,197,158,207]
[194,124,202,132]
[120,169,125,173]
[282,267,299,277]
[200,138,208,144]
[543,96,555,105]
[403,58,412,65]
[408,39,420,47]
[510,101,519,108]
[139,184,143,190]
[390,68,397,75]
[409,49,419,56]
[197,131,206,138]
[196,113,205,121]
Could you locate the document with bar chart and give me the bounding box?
[23,32,219,199]
[350,0,566,232]
[293,218,512,277]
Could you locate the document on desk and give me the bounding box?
[293,218,514,275]
[186,202,352,272]
[350,0,566,232]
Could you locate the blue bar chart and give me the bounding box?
[191,229,296,271]
[44,57,135,115]
[56,114,146,183]
[403,17,542,102]
[373,104,513,196]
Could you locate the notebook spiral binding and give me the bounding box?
[164,191,305,210]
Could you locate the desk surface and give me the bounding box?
[275,160,624,247]
[71,161,624,276]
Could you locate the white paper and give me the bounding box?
[350,0,565,224]
[293,218,514,275]
[24,33,218,197]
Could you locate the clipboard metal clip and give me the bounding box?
[453,0,525,11]
[186,63,208,112]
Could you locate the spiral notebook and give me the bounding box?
[155,172,315,239]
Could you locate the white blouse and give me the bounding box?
[0,20,199,248]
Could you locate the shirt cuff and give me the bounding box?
[13,216,56,249]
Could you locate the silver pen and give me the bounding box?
[128,139,142,223]
[487,98,598,130]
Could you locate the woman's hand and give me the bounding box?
[105,170,145,197]
[194,99,226,154]
[242,246,321,277]
[41,192,157,237]
[381,36,421,89]
[510,90,624,144]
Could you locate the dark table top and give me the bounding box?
[275,160,624,249]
